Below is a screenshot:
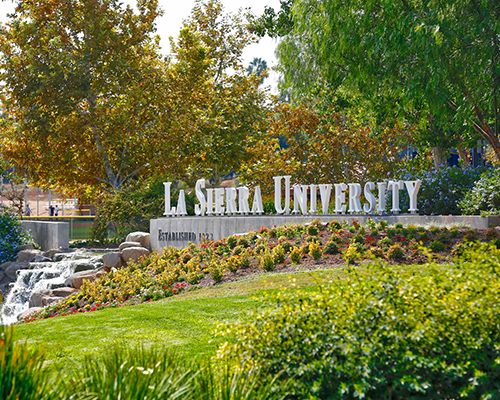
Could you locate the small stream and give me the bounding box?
[1,251,103,325]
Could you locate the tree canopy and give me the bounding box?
[0,0,173,196]
[0,0,268,196]
[273,0,500,163]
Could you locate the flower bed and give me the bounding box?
[20,218,500,323]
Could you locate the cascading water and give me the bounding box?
[1,251,103,325]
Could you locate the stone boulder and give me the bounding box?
[0,261,12,271]
[17,249,43,263]
[65,269,106,289]
[52,253,66,262]
[118,241,143,251]
[43,249,62,259]
[121,247,150,265]
[52,287,78,298]
[125,232,150,249]
[17,307,42,321]
[34,255,52,263]
[5,262,29,279]
[19,244,35,251]
[29,289,53,308]
[73,261,95,273]
[103,252,122,269]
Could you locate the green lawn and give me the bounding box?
[14,268,344,367]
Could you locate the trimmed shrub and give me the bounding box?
[226,236,238,249]
[218,244,500,399]
[386,243,405,260]
[259,249,276,271]
[324,241,339,255]
[306,224,319,236]
[309,241,322,261]
[208,258,226,283]
[272,245,286,264]
[329,233,343,244]
[429,240,446,252]
[328,220,342,230]
[290,247,301,264]
[367,246,384,259]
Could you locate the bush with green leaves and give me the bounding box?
[91,177,196,242]
[0,211,33,264]
[398,165,486,215]
[459,168,500,215]
[218,244,500,399]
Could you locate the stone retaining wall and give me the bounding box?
[150,215,500,251]
[21,221,69,251]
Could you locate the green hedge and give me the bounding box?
[218,243,500,399]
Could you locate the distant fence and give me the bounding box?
[22,216,95,240]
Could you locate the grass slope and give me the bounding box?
[14,268,342,366]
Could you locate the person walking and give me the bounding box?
[55,205,59,216]
[49,204,54,216]
[25,203,31,216]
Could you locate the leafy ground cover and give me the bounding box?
[18,218,500,324]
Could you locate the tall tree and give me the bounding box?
[0,0,172,196]
[277,0,500,163]
[172,0,269,186]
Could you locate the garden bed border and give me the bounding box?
[150,215,500,250]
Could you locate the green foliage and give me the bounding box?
[272,244,286,265]
[91,178,195,242]
[246,0,293,38]
[459,168,500,215]
[328,220,342,230]
[377,220,387,231]
[290,247,301,264]
[226,236,238,249]
[0,325,51,400]
[324,241,339,255]
[277,0,500,163]
[377,237,393,250]
[0,211,33,263]
[386,243,405,260]
[429,240,446,252]
[259,249,276,272]
[218,244,500,398]
[236,237,250,248]
[486,227,500,242]
[342,244,359,265]
[367,246,384,259]
[306,224,319,236]
[351,233,365,244]
[209,258,226,283]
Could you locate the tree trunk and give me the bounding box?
[432,145,448,170]
[457,143,470,168]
